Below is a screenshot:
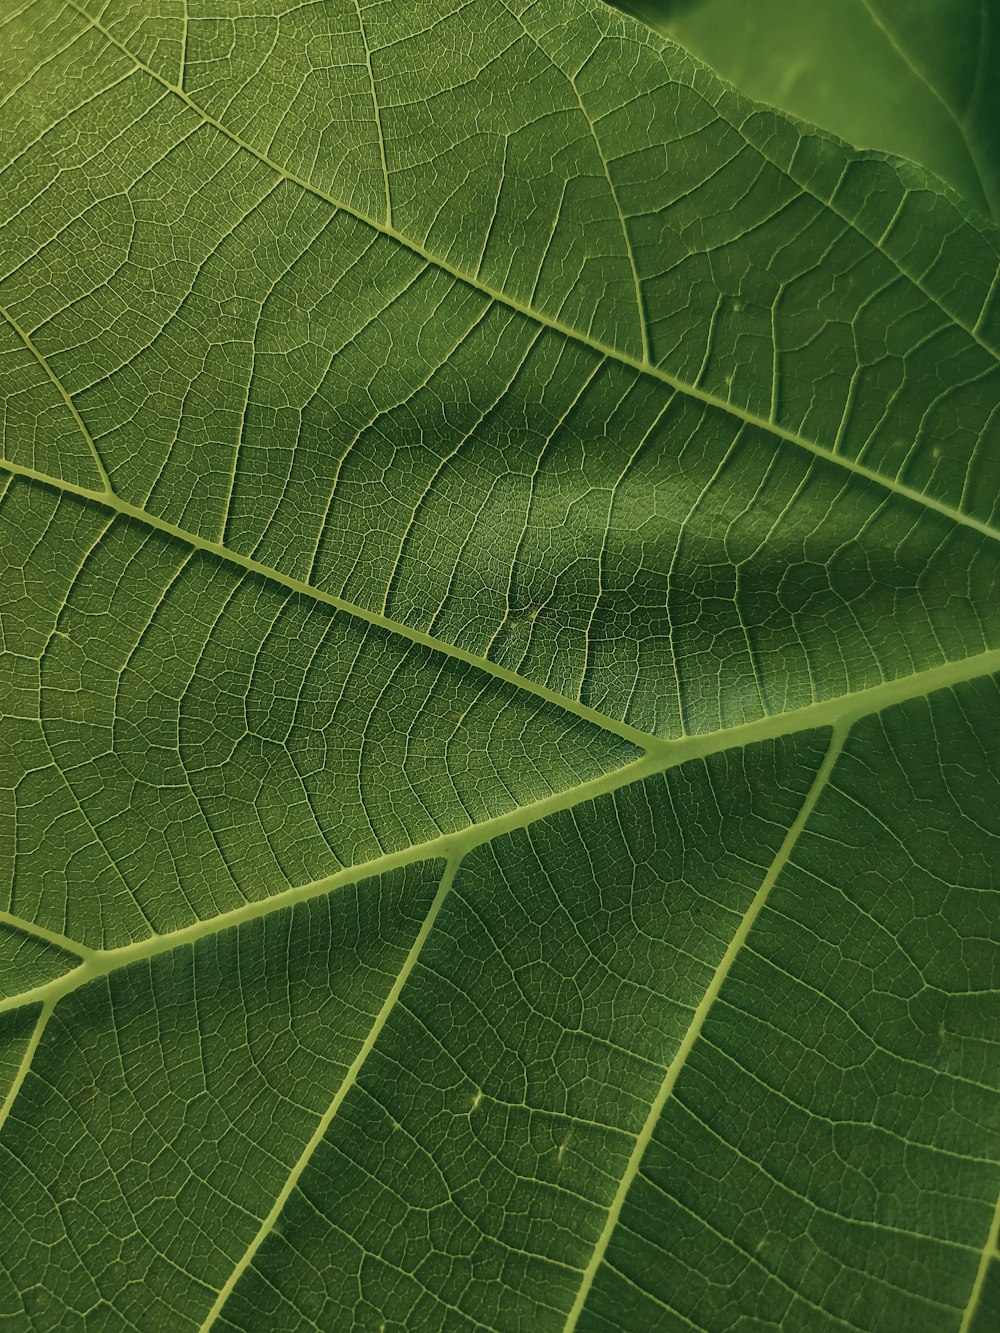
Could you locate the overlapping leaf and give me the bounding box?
[619,0,1000,220]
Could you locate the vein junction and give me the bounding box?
[2,640,998,1019]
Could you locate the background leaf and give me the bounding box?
[616,0,1000,219]
[0,1,999,1329]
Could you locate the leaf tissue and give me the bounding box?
[0,1,998,1330]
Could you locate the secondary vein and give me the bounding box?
[0,453,657,753]
[198,857,460,1330]
[561,724,847,1331]
[959,1183,1000,1333]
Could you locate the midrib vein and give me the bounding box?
[2,640,998,1019]
[562,725,847,1332]
[59,0,1000,546]
[199,858,459,1331]
[0,750,659,1019]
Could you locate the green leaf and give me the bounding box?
[1,1,999,1330]
[618,0,1000,220]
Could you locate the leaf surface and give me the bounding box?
[0,1,999,1330]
